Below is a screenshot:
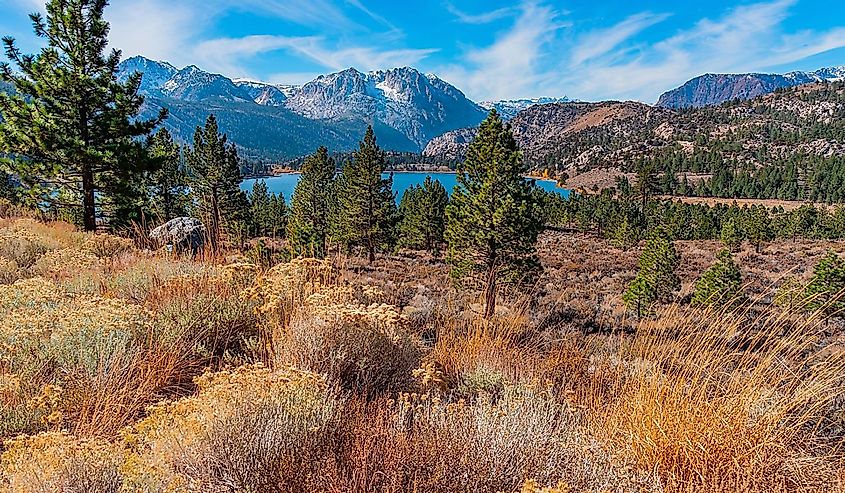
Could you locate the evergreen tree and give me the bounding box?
[0,0,165,231]
[148,128,189,223]
[287,146,335,258]
[446,110,544,318]
[397,176,448,253]
[332,126,396,263]
[623,227,680,318]
[185,114,248,249]
[634,159,659,210]
[248,180,286,238]
[692,249,745,308]
[744,205,771,253]
[804,250,845,316]
[720,216,743,252]
[611,215,638,251]
[267,193,288,239]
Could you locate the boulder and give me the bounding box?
[150,217,206,253]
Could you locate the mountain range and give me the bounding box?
[656,67,845,108]
[119,56,528,161]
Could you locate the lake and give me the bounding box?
[241,172,570,202]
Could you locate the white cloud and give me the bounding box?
[443,2,515,24]
[438,2,564,101]
[557,0,845,102]
[570,12,670,66]
[191,34,437,79]
[105,0,206,67]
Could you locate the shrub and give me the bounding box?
[80,233,134,259]
[277,301,421,395]
[386,385,628,492]
[122,365,340,493]
[0,278,181,437]
[0,432,123,493]
[30,248,101,279]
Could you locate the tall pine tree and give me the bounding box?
[0,0,165,231]
[398,176,448,253]
[185,114,247,249]
[249,179,286,238]
[445,110,544,318]
[331,126,396,263]
[147,128,189,223]
[287,146,335,258]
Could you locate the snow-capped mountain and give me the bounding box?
[119,57,251,102]
[118,55,177,95]
[233,79,292,107]
[479,97,574,120]
[658,66,845,108]
[116,56,488,155]
[284,67,486,147]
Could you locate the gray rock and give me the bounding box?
[150,217,206,253]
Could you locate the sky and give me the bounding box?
[2,0,845,103]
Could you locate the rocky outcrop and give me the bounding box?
[150,217,206,253]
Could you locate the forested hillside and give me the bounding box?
[426,82,845,201]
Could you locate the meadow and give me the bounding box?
[1,214,845,493]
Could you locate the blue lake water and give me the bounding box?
[241,172,570,202]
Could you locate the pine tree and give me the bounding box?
[0,0,165,231]
[248,180,286,238]
[692,249,745,308]
[398,176,448,253]
[634,159,658,210]
[804,250,845,316]
[446,110,544,318]
[267,193,288,239]
[287,146,335,258]
[185,114,248,249]
[148,128,189,223]
[744,206,771,253]
[611,215,638,251]
[332,126,397,263]
[720,216,743,252]
[623,227,680,318]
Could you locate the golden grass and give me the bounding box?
[1,219,845,492]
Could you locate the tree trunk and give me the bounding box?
[367,235,375,264]
[483,264,497,319]
[210,188,220,251]
[82,164,97,231]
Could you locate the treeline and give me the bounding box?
[544,189,845,248]
[631,149,845,203]
[282,150,460,172]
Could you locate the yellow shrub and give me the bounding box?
[30,248,101,279]
[0,432,123,493]
[0,257,19,284]
[122,364,340,493]
[0,278,153,437]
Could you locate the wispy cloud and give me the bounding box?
[570,12,670,66]
[439,2,564,101]
[557,0,845,101]
[443,2,515,25]
[192,34,437,78]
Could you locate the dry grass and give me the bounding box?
[2,219,845,492]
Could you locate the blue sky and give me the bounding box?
[2,0,845,102]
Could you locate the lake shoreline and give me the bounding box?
[242,172,570,203]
